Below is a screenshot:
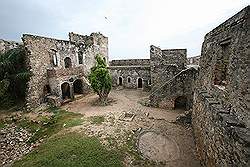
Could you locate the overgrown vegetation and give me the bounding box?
[0,46,30,108]
[12,133,123,167]
[3,107,84,143]
[88,54,112,105]
[89,115,105,125]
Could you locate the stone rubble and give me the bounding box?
[0,124,37,167]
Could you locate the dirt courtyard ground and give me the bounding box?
[62,89,201,167]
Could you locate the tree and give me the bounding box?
[88,54,112,105]
[0,46,30,108]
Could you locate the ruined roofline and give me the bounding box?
[162,48,187,51]
[110,58,150,61]
[108,66,151,70]
[22,34,70,43]
[0,39,22,45]
[204,5,249,39]
[22,31,108,43]
[150,45,186,52]
[69,32,108,39]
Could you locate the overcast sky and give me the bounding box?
[0,0,248,59]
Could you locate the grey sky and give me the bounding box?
[0,0,248,59]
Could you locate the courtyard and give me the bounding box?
[0,89,200,167]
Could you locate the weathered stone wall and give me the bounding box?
[22,32,108,109]
[192,6,250,166]
[109,59,150,66]
[187,55,200,65]
[150,67,198,109]
[109,65,151,90]
[69,32,109,72]
[150,45,187,92]
[0,39,20,54]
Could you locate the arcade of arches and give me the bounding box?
[61,79,84,100]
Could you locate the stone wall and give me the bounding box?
[150,45,187,92]
[192,6,250,166]
[109,66,151,90]
[0,39,20,54]
[69,32,109,73]
[150,66,198,109]
[148,45,196,109]
[109,59,150,66]
[22,32,108,109]
[187,55,200,65]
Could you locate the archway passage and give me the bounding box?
[61,82,70,99]
[64,57,72,68]
[174,96,187,110]
[73,79,83,94]
[118,77,123,86]
[138,78,143,88]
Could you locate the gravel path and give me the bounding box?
[63,89,201,167]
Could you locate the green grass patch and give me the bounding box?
[63,118,84,128]
[89,116,105,125]
[0,121,6,129]
[16,107,84,143]
[12,133,123,167]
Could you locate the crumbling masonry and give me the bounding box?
[0,5,249,166]
[109,47,199,110]
[192,6,250,166]
[109,6,250,166]
[22,32,108,109]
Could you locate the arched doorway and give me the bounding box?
[61,82,70,99]
[174,96,187,110]
[43,85,51,95]
[138,78,143,88]
[118,77,123,86]
[64,57,72,68]
[73,79,83,94]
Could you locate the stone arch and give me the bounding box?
[137,78,143,88]
[73,79,83,94]
[174,96,187,110]
[127,77,131,83]
[61,82,70,99]
[64,57,72,68]
[118,76,123,86]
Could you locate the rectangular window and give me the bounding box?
[51,49,58,66]
[78,51,83,64]
[214,42,230,86]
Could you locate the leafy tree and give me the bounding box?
[0,46,30,108]
[88,54,111,105]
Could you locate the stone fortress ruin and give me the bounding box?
[0,5,249,167]
[109,47,199,110]
[1,32,108,109]
[23,32,108,109]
